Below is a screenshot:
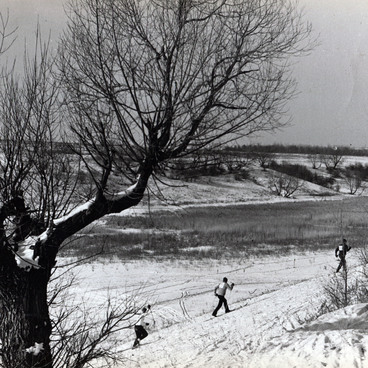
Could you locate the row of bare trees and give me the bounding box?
[0,0,313,366]
[308,153,344,170]
[168,148,365,197]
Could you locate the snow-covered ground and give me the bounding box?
[55,154,368,367]
[116,154,368,216]
[58,250,368,368]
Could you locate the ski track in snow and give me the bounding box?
[55,250,368,368]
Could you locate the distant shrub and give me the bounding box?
[345,163,368,180]
[255,152,275,170]
[320,250,368,314]
[344,169,364,195]
[234,170,250,181]
[269,173,302,198]
[326,167,343,178]
[270,161,335,188]
[167,155,226,180]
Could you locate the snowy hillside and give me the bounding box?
[55,153,368,368]
[61,251,368,368]
[129,153,368,212]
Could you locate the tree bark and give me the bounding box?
[0,249,53,368]
[0,165,152,367]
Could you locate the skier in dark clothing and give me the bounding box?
[212,277,234,317]
[133,305,151,348]
[335,238,351,273]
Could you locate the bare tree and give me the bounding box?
[0,32,76,367]
[48,268,140,368]
[269,172,303,198]
[256,151,276,170]
[321,253,368,313]
[223,152,249,174]
[0,10,16,58]
[0,1,313,366]
[307,153,321,169]
[322,271,350,311]
[0,10,17,80]
[344,170,365,195]
[321,152,344,170]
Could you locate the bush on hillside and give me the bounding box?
[269,173,303,198]
[319,248,368,315]
[234,170,250,181]
[345,163,368,180]
[270,161,335,188]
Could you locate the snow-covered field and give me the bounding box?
[119,153,368,215]
[57,154,368,367]
[60,250,367,368]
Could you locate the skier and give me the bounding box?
[335,238,351,273]
[133,305,151,348]
[212,277,234,317]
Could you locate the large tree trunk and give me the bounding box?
[0,247,53,368]
[0,166,151,367]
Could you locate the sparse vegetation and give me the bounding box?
[61,197,368,261]
[269,173,303,198]
[344,170,365,195]
[256,152,275,170]
[345,163,368,180]
[270,161,335,188]
[321,152,344,170]
[319,247,368,315]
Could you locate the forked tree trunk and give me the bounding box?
[0,170,151,367]
[0,249,53,368]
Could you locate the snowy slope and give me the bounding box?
[252,303,368,368]
[56,154,368,367]
[61,251,368,368]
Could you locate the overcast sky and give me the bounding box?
[3,0,368,148]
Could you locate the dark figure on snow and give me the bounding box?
[133,305,151,348]
[335,238,351,273]
[212,277,234,317]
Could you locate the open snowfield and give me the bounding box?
[55,154,368,368]
[58,250,368,368]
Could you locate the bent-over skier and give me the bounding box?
[335,238,351,273]
[133,305,151,348]
[212,277,234,317]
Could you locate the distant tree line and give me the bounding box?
[224,144,368,156]
[27,142,368,162]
